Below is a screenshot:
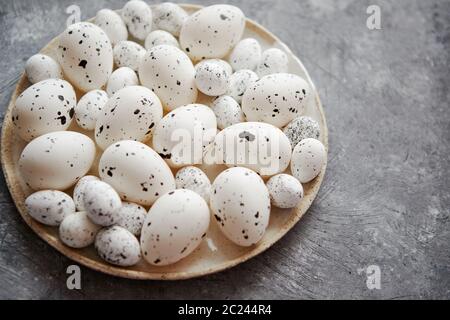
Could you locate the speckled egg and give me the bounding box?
[25,54,63,84]
[57,22,113,92]
[152,2,188,36]
[226,69,258,103]
[113,40,146,71]
[94,9,128,46]
[115,202,146,236]
[12,79,76,142]
[75,90,108,130]
[175,166,211,202]
[229,38,262,71]
[210,167,270,247]
[19,131,96,190]
[121,0,153,41]
[25,190,75,226]
[95,86,163,150]
[59,211,101,248]
[106,67,139,96]
[291,138,326,184]
[266,174,304,209]
[242,73,310,128]
[145,30,179,50]
[195,60,230,96]
[141,189,210,266]
[211,95,245,129]
[99,140,175,206]
[283,116,320,149]
[201,59,233,77]
[256,48,289,77]
[83,180,122,226]
[73,175,100,211]
[95,226,141,266]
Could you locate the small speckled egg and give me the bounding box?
[266,174,304,209]
[211,95,245,129]
[83,180,122,226]
[73,175,100,211]
[141,189,210,266]
[19,131,96,190]
[115,202,146,236]
[95,86,163,150]
[242,73,310,128]
[106,67,139,96]
[12,79,76,142]
[57,22,113,92]
[94,9,128,46]
[210,167,270,247]
[95,226,141,266]
[99,140,175,206]
[113,40,146,71]
[226,69,258,103]
[59,211,101,248]
[175,166,211,202]
[25,190,75,226]
[256,48,289,77]
[121,0,153,41]
[25,54,63,84]
[180,4,245,61]
[201,59,233,77]
[229,38,262,71]
[283,116,321,149]
[75,90,108,130]
[195,60,230,96]
[291,138,326,183]
[152,2,188,36]
[145,30,179,50]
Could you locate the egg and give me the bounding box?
[200,59,233,77]
[115,202,146,236]
[195,60,229,96]
[95,226,141,266]
[141,189,210,266]
[25,190,75,226]
[145,30,179,50]
[25,54,63,84]
[229,38,262,71]
[152,2,188,36]
[210,167,270,247]
[266,174,304,209]
[291,138,326,183]
[211,122,291,177]
[83,180,122,226]
[19,131,96,190]
[74,90,108,130]
[180,4,245,61]
[94,9,128,46]
[57,22,113,92]
[152,104,217,168]
[12,79,76,142]
[106,67,139,96]
[73,175,100,211]
[113,40,146,71]
[256,48,289,77]
[175,166,211,202]
[242,73,310,128]
[226,69,258,103]
[283,116,320,149]
[211,95,245,129]
[59,211,101,248]
[99,140,175,206]
[121,0,153,41]
[95,86,163,150]
[139,45,197,111]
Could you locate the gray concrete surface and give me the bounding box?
[0,0,449,299]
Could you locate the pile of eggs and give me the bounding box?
[13,1,326,268]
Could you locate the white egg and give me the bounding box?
[95,86,163,150]
[283,116,320,149]
[152,2,188,36]
[106,67,139,96]
[73,175,100,211]
[229,38,262,71]
[95,226,141,266]
[266,174,304,209]
[121,0,153,41]
[256,48,289,77]
[291,138,326,183]
[180,4,245,61]
[83,180,122,226]
[211,95,244,129]
[94,9,128,46]
[195,60,229,96]
[141,189,210,266]
[19,131,96,190]
[144,30,179,50]
[25,54,63,84]
[25,190,75,226]
[12,79,76,141]
[210,167,270,247]
[113,40,146,71]
[175,166,211,202]
[59,211,101,248]
[226,69,258,103]
[57,22,113,92]
[200,59,233,77]
[99,140,175,206]
[139,45,197,111]
[114,202,146,236]
[74,90,109,130]
[242,73,310,128]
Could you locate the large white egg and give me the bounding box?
[121,0,153,41]
[291,138,326,183]
[94,9,128,46]
[25,54,63,84]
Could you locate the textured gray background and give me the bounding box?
[0,0,449,300]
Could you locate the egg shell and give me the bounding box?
[95,86,163,150]
[75,90,109,130]
[291,138,326,183]
[141,189,210,266]
[229,38,262,71]
[180,4,245,61]
[266,174,304,209]
[139,45,197,112]
[95,226,141,266]
[175,166,211,202]
[73,175,100,211]
[59,211,101,248]
[106,67,139,96]
[83,180,122,226]
[210,167,270,247]
[94,9,128,46]
[113,40,146,71]
[121,0,153,41]
[25,190,75,226]
[57,22,113,92]
[99,140,175,206]
[283,116,320,149]
[211,95,245,129]
[256,48,289,77]
[199,59,233,77]
[242,73,310,128]
[145,30,179,50]
[114,202,146,236]
[25,54,63,84]
[195,60,229,96]
[226,69,258,104]
[152,104,217,168]
[152,2,188,36]
[19,131,96,190]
